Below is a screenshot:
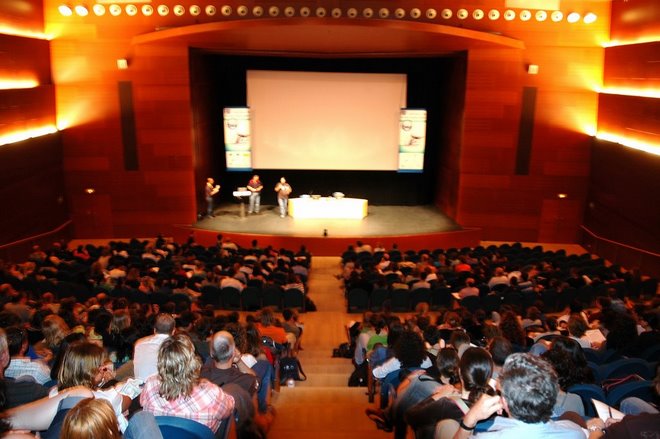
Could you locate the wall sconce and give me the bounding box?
[557,193,568,199]
[85,188,96,195]
[527,64,539,75]
[116,59,128,70]
[58,5,73,16]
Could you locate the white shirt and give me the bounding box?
[133,333,170,382]
[372,356,433,379]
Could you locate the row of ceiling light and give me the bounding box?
[58,4,598,24]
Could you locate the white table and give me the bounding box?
[288,197,368,219]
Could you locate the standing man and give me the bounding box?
[205,177,220,218]
[247,174,263,214]
[274,177,292,218]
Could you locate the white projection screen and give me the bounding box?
[247,70,407,171]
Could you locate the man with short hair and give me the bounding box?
[247,175,263,214]
[133,313,176,382]
[4,326,51,385]
[201,331,258,396]
[453,353,585,438]
[0,327,49,409]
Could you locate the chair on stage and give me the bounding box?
[220,287,242,310]
[347,288,369,313]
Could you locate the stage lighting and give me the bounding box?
[205,5,216,16]
[173,5,185,16]
[268,6,279,17]
[441,9,452,19]
[567,12,581,23]
[363,8,373,18]
[520,10,532,21]
[74,5,88,16]
[284,6,295,17]
[85,188,96,195]
[116,59,128,70]
[189,5,201,16]
[109,4,122,16]
[347,8,358,18]
[395,8,405,19]
[125,5,138,16]
[583,12,597,24]
[473,9,484,20]
[141,5,153,16]
[557,193,567,199]
[58,5,73,16]
[410,8,421,19]
[527,64,539,75]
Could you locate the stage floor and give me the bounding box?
[195,204,461,237]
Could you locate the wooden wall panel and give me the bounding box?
[0,1,44,34]
[604,42,660,89]
[598,94,660,146]
[610,0,660,42]
[585,140,660,253]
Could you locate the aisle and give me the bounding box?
[267,257,389,439]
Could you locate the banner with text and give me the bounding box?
[223,107,252,171]
[398,108,427,173]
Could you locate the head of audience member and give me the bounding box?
[499,311,526,348]
[459,347,495,403]
[567,314,588,338]
[153,313,176,336]
[605,312,638,352]
[50,331,87,381]
[499,353,558,423]
[5,326,27,357]
[487,336,513,373]
[436,347,460,385]
[41,314,70,350]
[58,341,108,390]
[258,307,277,328]
[210,331,236,367]
[386,320,404,347]
[157,333,201,400]
[0,328,9,377]
[449,330,471,357]
[393,330,427,369]
[60,397,121,439]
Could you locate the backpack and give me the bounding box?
[332,342,353,358]
[348,361,368,387]
[279,356,307,384]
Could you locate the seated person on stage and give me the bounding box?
[140,333,235,434]
[201,331,258,397]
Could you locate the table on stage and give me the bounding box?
[288,197,368,219]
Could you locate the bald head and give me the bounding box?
[210,331,235,363]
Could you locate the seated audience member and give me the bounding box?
[133,313,175,382]
[140,333,235,433]
[4,326,51,384]
[255,307,292,348]
[201,330,258,396]
[499,311,530,352]
[567,314,592,349]
[35,314,71,364]
[372,330,433,380]
[486,336,512,382]
[452,353,589,438]
[405,347,496,439]
[541,343,586,417]
[458,279,479,299]
[0,328,49,409]
[60,397,121,439]
[487,267,509,290]
[282,309,303,352]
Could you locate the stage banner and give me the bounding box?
[397,108,426,173]
[223,107,252,171]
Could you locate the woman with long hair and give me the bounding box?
[59,398,121,439]
[140,333,234,433]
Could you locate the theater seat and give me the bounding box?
[155,416,216,439]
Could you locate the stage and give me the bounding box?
[173,204,481,256]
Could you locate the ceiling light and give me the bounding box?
[58,5,73,16]
[488,10,500,20]
[567,12,581,23]
[74,5,88,16]
[583,12,597,24]
[551,11,563,22]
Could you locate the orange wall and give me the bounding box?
[28,1,612,241]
